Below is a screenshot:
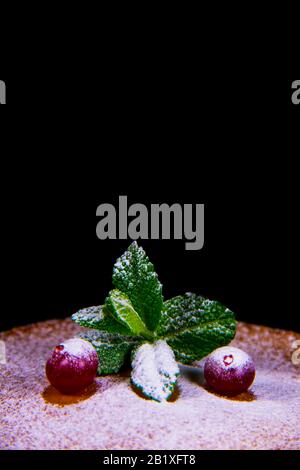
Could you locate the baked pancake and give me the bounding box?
[0,319,299,450]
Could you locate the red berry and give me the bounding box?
[46,338,99,394]
[204,346,255,395]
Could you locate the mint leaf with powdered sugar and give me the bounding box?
[112,242,163,331]
[72,242,237,401]
[78,330,141,375]
[157,293,237,363]
[131,340,179,402]
[72,305,133,336]
[104,289,154,340]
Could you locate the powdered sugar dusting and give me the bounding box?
[59,338,96,359]
[208,346,252,369]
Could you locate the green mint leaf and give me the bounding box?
[105,289,154,340]
[157,293,237,364]
[72,305,132,336]
[112,242,163,331]
[77,330,141,375]
[131,340,179,402]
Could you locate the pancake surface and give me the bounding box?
[0,319,299,450]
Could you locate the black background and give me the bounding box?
[0,75,299,333]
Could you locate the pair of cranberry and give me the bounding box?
[46,339,255,396]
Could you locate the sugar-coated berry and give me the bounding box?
[204,346,255,395]
[46,338,99,394]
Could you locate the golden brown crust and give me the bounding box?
[0,319,299,450]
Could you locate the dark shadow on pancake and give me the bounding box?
[167,384,180,402]
[42,382,98,406]
[203,383,257,402]
[118,365,131,378]
[179,364,205,386]
[132,383,180,403]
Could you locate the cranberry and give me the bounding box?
[204,346,255,395]
[46,338,99,394]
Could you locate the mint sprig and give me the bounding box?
[72,242,237,401]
